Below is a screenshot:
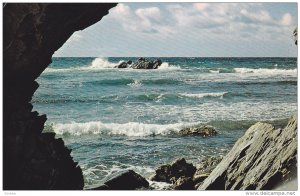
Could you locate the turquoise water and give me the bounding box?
[32,57,297,188]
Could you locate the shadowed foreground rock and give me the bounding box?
[91,170,149,190]
[3,3,117,190]
[198,114,297,190]
[150,158,196,183]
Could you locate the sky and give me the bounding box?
[53,2,298,57]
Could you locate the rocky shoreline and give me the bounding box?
[89,114,297,190]
[4,3,297,191]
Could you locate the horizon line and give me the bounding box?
[52,56,298,58]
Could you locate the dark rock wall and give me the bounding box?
[3,3,117,190]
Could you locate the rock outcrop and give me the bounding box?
[131,58,162,69]
[150,158,196,183]
[198,114,297,190]
[116,58,163,69]
[173,177,195,190]
[151,157,222,190]
[91,170,149,190]
[3,3,117,190]
[193,156,222,188]
[116,60,132,68]
[179,126,217,137]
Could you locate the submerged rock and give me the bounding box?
[150,158,196,183]
[198,114,297,190]
[179,126,217,137]
[99,170,149,190]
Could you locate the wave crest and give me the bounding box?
[90,57,120,69]
[233,68,297,75]
[179,92,227,99]
[52,121,194,137]
[157,62,181,70]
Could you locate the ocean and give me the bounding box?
[32,57,297,189]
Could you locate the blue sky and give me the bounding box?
[54,2,298,57]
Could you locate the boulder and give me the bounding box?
[150,158,196,183]
[117,62,128,68]
[153,59,162,69]
[100,170,149,190]
[116,60,133,68]
[131,58,162,69]
[173,177,195,190]
[179,125,217,137]
[198,114,297,190]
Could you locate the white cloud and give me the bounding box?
[193,3,209,11]
[280,13,293,26]
[108,3,295,42]
[240,9,272,23]
[109,4,166,34]
[135,7,161,21]
[112,3,132,18]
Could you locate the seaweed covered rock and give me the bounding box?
[179,126,217,137]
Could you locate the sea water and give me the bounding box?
[32,57,297,188]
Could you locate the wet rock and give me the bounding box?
[103,170,149,190]
[198,114,297,190]
[179,125,217,137]
[150,158,196,183]
[193,156,222,189]
[195,156,223,175]
[173,177,195,190]
[117,62,128,68]
[131,58,162,69]
[88,184,109,190]
[116,60,133,68]
[153,59,162,69]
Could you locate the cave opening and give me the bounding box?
[4,3,298,190]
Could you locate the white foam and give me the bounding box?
[53,121,195,137]
[44,58,121,73]
[44,67,72,73]
[157,62,181,70]
[180,92,227,99]
[209,70,220,73]
[148,180,173,190]
[127,80,142,88]
[90,57,120,69]
[44,59,182,73]
[234,68,297,75]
